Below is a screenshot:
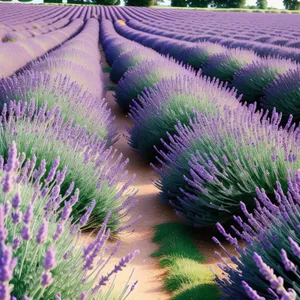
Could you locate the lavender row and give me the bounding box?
[114,21,300,122]
[214,170,300,299]
[131,10,300,42]
[0,18,83,78]
[0,129,139,299]
[101,20,198,113]
[2,18,71,43]
[0,12,140,298]
[124,19,300,62]
[133,18,300,50]
[103,20,300,233]
[0,18,135,232]
[1,18,116,144]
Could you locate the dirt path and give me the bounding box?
[81,48,234,300]
[94,50,177,300]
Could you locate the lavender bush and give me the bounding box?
[154,105,300,227]
[176,42,226,70]
[202,48,259,83]
[233,57,298,103]
[0,142,139,299]
[115,58,194,112]
[0,71,117,144]
[261,68,300,123]
[0,100,137,231]
[129,74,240,161]
[110,48,159,83]
[214,171,300,299]
[104,41,138,67]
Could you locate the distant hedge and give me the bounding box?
[125,0,155,6]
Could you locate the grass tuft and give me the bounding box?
[103,66,112,73]
[107,85,117,91]
[151,222,220,299]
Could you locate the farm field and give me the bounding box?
[0,2,299,300]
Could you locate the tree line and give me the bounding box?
[44,0,299,11]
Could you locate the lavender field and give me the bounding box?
[0,3,299,300]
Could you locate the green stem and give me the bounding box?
[18,240,29,279]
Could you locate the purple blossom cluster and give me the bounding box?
[214,171,300,299]
[153,104,300,227]
[0,100,138,231]
[114,19,299,107]
[129,74,240,161]
[125,17,300,61]
[0,18,83,78]
[0,142,139,299]
[0,18,117,144]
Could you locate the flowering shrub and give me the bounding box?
[214,171,300,299]
[0,71,117,144]
[202,48,259,83]
[0,142,139,299]
[129,74,240,161]
[0,100,138,231]
[154,105,300,227]
[261,68,300,123]
[110,48,159,83]
[176,42,226,70]
[104,41,139,67]
[233,57,298,103]
[115,59,193,112]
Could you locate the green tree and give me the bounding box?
[125,0,155,6]
[212,0,246,8]
[189,0,210,7]
[45,0,62,3]
[283,0,300,9]
[171,0,209,7]
[256,0,267,8]
[171,0,188,6]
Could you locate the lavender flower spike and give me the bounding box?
[43,245,56,271]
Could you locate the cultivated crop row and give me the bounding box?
[114,20,300,122]
[0,15,139,299]
[121,19,300,61]
[101,18,300,299]
[0,19,84,78]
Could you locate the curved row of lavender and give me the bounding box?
[0,17,116,142]
[114,21,300,123]
[0,130,139,299]
[1,18,71,43]
[101,20,201,112]
[122,19,300,61]
[0,18,137,232]
[125,13,300,50]
[101,17,300,298]
[0,18,84,78]
[214,170,300,299]
[0,8,141,298]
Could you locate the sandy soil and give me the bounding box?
[79,50,236,300]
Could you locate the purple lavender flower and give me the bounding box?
[41,272,53,287]
[43,246,56,271]
[5,142,17,173]
[23,204,33,224]
[2,174,13,194]
[44,157,60,185]
[21,225,30,242]
[281,250,297,272]
[242,281,266,300]
[289,237,300,259]
[214,171,300,299]
[11,193,21,210]
[79,200,96,227]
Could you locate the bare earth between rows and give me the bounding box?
[80,49,231,300]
